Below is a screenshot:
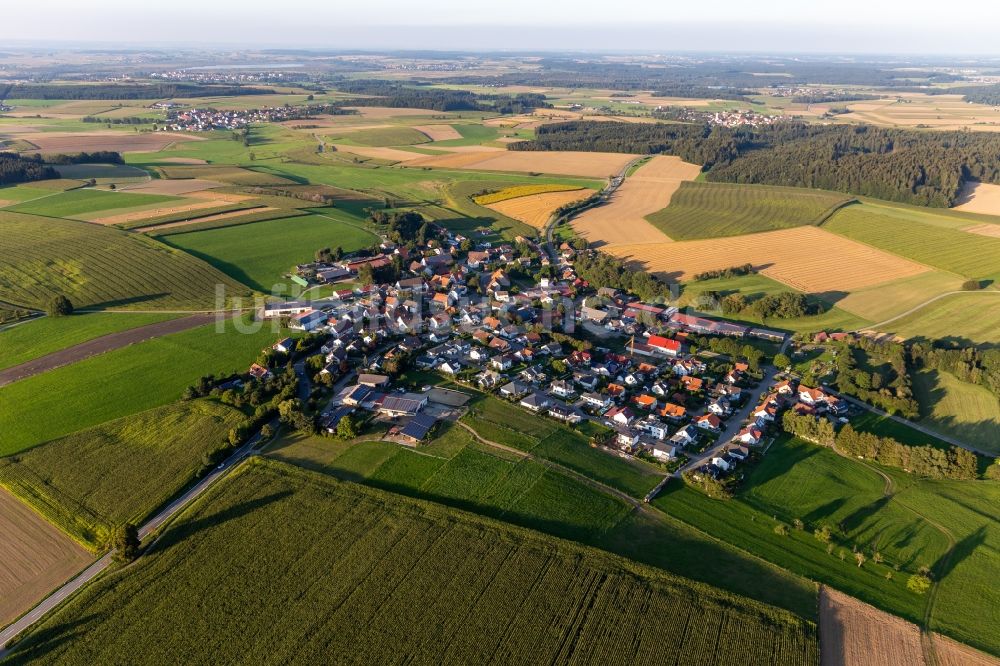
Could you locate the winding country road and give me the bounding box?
[0,314,218,388]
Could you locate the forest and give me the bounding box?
[0,152,57,186]
[330,80,549,113]
[510,121,1000,206]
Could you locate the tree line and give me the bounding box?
[0,152,57,186]
[0,83,272,100]
[509,120,1000,207]
[82,116,157,125]
[329,80,549,114]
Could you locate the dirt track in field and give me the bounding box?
[0,489,92,627]
[572,155,701,245]
[0,314,213,388]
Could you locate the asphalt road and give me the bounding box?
[0,395,281,656]
[0,314,216,388]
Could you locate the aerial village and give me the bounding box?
[238,218,862,494]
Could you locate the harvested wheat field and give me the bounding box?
[88,199,230,226]
[408,150,637,179]
[12,131,201,154]
[121,179,222,195]
[412,124,463,141]
[187,190,256,203]
[131,207,278,232]
[963,223,1000,238]
[486,189,593,229]
[607,226,928,292]
[935,635,1000,666]
[572,155,700,245]
[331,144,424,163]
[342,106,442,118]
[157,157,208,165]
[834,95,1000,132]
[0,488,92,626]
[953,182,1000,216]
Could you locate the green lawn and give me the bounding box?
[0,312,178,371]
[825,203,1000,282]
[4,458,819,665]
[0,400,244,549]
[161,210,379,292]
[912,369,1000,455]
[0,316,292,455]
[645,182,852,240]
[6,188,179,218]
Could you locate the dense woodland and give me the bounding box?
[511,121,1000,206]
[331,80,548,113]
[0,152,57,186]
[574,252,673,302]
[652,86,752,101]
[0,83,273,100]
[789,93,880,104]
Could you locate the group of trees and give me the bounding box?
[782,411,836,446]
[720,291,815,320]
[368,210,432,246]
[909,342,1000,401]
[836,424,978,480]
[43,150,125,165]
[833,339,919,419]
[0,151,57,186]
[573,252,673,302]
[510,120,1000,207]
[693,264,754,281]
[82,116,156,125]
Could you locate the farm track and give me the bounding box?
[0,314,217,388]
[859,289,1000,332]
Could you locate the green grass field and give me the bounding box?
[877,292,1000,346]
[655,435,1000,656]
[5,459,819,665]
[0,211,250,310]
[5,188,179,218]
[328,126,430,147]
[267,422,817,617]
[913,369,1000,455]
[0,312,178,371]
[645,182,852,240]
[161,210,378,292]
[0,317,291,455]
[0,184,72,203]
[0,400,244,549]
[825,203,1000,282]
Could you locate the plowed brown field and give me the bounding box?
[0,489,91,626]
[11,131,200,153]
[572,155,700,245]
[607,226,928,292]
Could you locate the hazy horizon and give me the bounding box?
[6,0,1000,56]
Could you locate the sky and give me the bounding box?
[7,0,1000,54]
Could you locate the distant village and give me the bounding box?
[653,106,789,127]
[158,104,332,131]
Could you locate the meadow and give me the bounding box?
[5,188,179,218]
[5,459,820,665]
[824,204,1000,282]
[0,312,178,371]
[161,210,378,292]
[267,421,817,617]
[875,291,1000,346]
[0,400,244,549]
[912,369,1000,455]
[654,435,1000,656]
[645,182,853,240]
[0,211,250,310]
[326,125,431,147]
[0,317,290,455]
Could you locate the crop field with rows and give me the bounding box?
[472,183,583,205]
[6,459,820,665]
[0,211,251,310]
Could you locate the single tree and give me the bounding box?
[773,353,791,369]
[110,523,141,563]
[47,295,74,317]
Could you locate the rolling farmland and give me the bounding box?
[0,400,245,549]
[572,155,700,245]
[608,225,928,292]
[5,459,820,665]
[875,291,1000,345]
[485,189,593,229]
[6,189,180,218]
[912,369,1000,455]
[0,211,251,310]
[824,205,1000,281]
[407,150,638,178]
[472,183,583,205]
[0,488,91,627]
[161,211,378,291]
[644,182,853,240]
